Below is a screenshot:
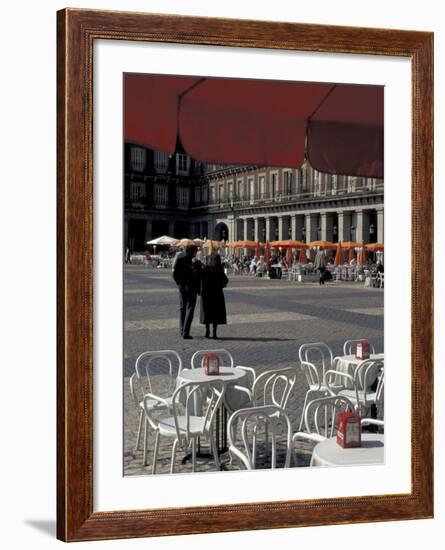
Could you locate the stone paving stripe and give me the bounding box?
[125,311,316,332]
[341,307,384,315]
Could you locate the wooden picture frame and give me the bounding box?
[57,8,434,542]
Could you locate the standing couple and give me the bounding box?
[172,245,228,339]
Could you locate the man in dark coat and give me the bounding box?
[172,245,202,339]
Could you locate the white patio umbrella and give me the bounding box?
[146,235,178,246]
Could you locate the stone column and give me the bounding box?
[305,213,318,243]
[265,217,271,241]
[243,218,248,240]
[377,209,384,243]
[291,215,297,240]
[278,216,284,240]
[355,210,364,243]
[320,212,328,241]
[254,217,259,241]
[338,211,351,242]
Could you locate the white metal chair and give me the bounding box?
[377,272,384,288]
[143,379,225,474]
[292,395,355,465]
[234,366,298,410]
[297,342,338,430]
[342,339,376,356]
[130,350,183,466]
[326,359,384,417]
[227,406,292,470]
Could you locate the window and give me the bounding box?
[228,181,234,200]
[202,186,208,203]
[259,175,266,199]
[210,186,216,203]
[219,184,225,203]
[237,178,244,200]
[330,174,338,194]
[176,154,190,175]
[271,172,278,197]
[194,186,201,204]
[130,181,146,201]
[248,177,255,204]
[284,171,292,196]
[154,151,168,173]
[295,168,302,194]
[153,184,168,206]
[130,147,146,172]
[177,187,189,207]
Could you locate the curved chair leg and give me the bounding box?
[152,431,160,475]
[210,437,220,471]
[170,439,178,474]
[191,438,196,473]
[135,410,144,451]
[298,391,310,431]
[143,416,149,466]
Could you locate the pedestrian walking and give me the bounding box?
[172,245,202,339]
[314,247,327,285]
[200,252,228,339]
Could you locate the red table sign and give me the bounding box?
[337,412,361,448]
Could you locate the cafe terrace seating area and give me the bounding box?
[128,341,384,474]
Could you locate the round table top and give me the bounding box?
[311,434,384,467]
[179,366,247,384]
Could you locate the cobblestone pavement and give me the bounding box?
[123,265,383,477]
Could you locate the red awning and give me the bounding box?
[124,74,383,178]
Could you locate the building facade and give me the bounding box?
[124,144,384,251]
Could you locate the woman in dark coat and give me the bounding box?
[200,252,228,339]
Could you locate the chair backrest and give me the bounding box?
[298,342,333,386]
[135,350,183,397]
[227,405,292,470]
[354,359,383,392]
[252,367,297,410]
[191,349,234,369]
[303,395,355,438]
[170,379,226,446]
[343,339,376,356]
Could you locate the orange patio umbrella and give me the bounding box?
[358,245,367,265]
[176,238,196,247]
[230,240,258,248]
[340,241,360,250]
[270,239,306,249]
[348,246,356,263]
[334,241,344,266]
[263,241,271,263]
[202,240,223,248]
[365,243,384,252]
[285,247,293,264]
[308,240,338,249]
[299,246,307,264]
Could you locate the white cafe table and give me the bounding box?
[177,367,248,460]
[178,366,249,411]
[334,353,384,388]
[311,434,384,467]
